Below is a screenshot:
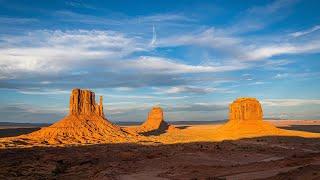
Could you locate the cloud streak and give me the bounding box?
[290,25,320,37]
[262,99,320,107]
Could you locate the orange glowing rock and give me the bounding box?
[20,89,136,145]
[137,106,175,135]
[70,89,104,117]
[211,97,320,140]
[229,97,263,122]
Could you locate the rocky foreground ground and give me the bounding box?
[0,133,320,179]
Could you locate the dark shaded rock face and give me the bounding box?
[69,89,104,118]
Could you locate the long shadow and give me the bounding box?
[1,136,320,179]
[280,125,320,133]
[0,128,40,138]
[140,122,169,136]
[175,125,190,130]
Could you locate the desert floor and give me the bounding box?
[1,120,320,179]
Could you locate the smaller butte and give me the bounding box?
[134,106,176,135]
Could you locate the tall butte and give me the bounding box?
[212,97,320,140]
[21,89,136,145]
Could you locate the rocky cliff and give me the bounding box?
[70,89,104,118]
[213,97,288,140]
[229,97,263,122]
[134,106,175,135]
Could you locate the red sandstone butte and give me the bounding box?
[19,89,135,145]
[70,88,104,118]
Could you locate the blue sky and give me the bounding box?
[1,0,320,123]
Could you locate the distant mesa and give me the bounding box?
[18,89,136,145]
[212,97,319,140]
[229,97,263,123]
[135,106,176,135]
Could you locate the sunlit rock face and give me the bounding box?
[141,107,168,131]
[229,97,263,122]
[70,89,104,118]
[20,88,134,145]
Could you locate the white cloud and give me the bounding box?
[55,11,194,26]
[249,81,267,85]
[262,99,320,107]
[274,73,289,79]
[137,13,195,23]
[158,28,240,48]
[290,25,320,37]
[0,29,251,81]
[245,42,320,60]
[0,30,146,77]
[17,89,69,95]
[159,86,217,94]
[126,56,247,74]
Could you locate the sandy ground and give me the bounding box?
[0,120,320,179]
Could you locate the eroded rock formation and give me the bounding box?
[213,97,284,140]
[70,89,104,118]
[141,107,167,130]
[18,88,136,145]
[136,106,175,135]
[229,97,263,122]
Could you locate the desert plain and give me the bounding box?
[0,89,320,180]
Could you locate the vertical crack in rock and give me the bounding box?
[229,97,263,122]
[70,89,105,118]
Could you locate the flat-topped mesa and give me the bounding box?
[229,97,263,122]
[69,89,105,118]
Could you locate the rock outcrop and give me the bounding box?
[141,107,167,130]
[18,89,136,145]
[135,106,175,135]
[211,97,316,140]
[70,89,104,117]
[229,98,263,122]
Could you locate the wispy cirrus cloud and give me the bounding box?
[157,25,320,62]
[158,28,240,49]
[125,56,248,74]
[290,25,320,37]
[156,86,217,94]
[227,0,299,34]
[54,10,194,26]
[0,17,38,24]
[262,99,320,107]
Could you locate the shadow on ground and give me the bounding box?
[0,128,40,138]
[1,136,320,179]
[175,125,190,130]
[280,125,320,133]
